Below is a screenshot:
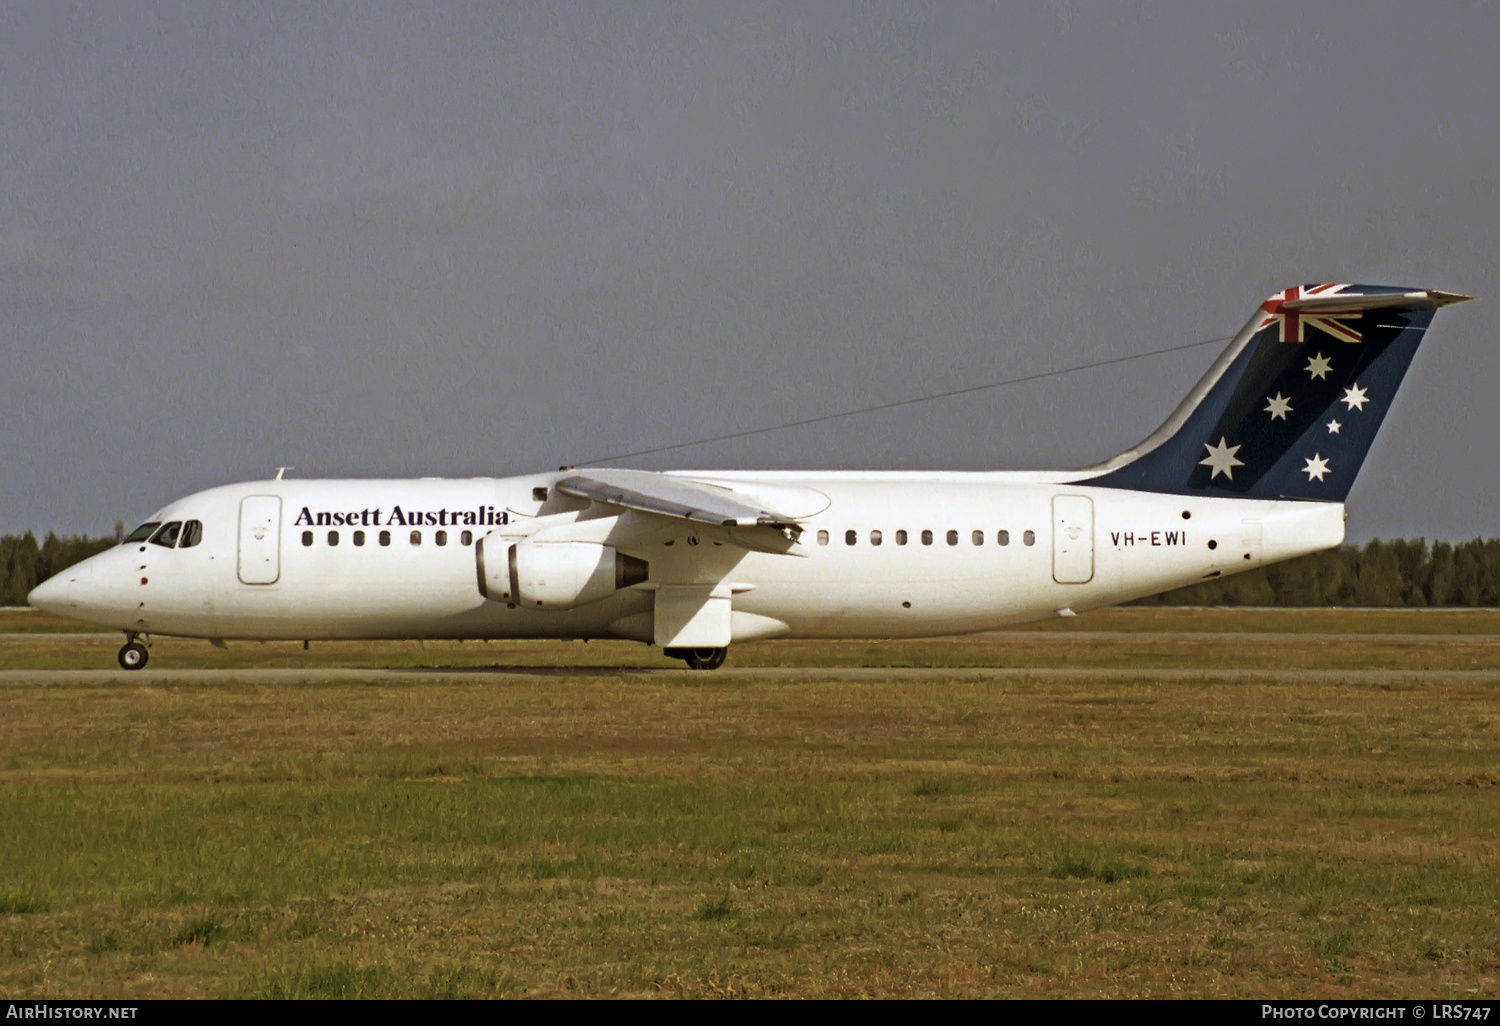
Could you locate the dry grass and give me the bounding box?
[0,611,1497,998]
[0,609,104,633]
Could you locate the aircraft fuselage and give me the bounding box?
[41,472,1343,644]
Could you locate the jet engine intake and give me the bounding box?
[477,538,648,609]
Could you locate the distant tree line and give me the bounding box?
[1133,538,1500,607]
[1,532,119,606]
[3,531,1499,608]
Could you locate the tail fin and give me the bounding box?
[1085,284,1470,501]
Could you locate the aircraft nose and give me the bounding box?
[27,549,139,628]
[27,572,76,614]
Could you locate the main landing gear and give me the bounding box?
[118,634,149,671]
[665,646,728,671]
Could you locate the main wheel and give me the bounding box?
[682,647,727,671]
[118,642,149,670]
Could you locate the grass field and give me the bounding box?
[1,609,1497,998]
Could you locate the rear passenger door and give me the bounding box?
[1052,495,1094,584]
[238,496,282,584]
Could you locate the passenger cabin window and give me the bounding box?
[435,530,448,546]
[410,531,422,546]
[149,522,182,548]
[354,530,365,546]
[896,530,908,546]
[946,530,958,546]
[998,530,1010,546]
[328,531,339,547]
[870,530,882,546]
[302,531,314,547]
[973,530,984,546]
[921,530,933,546]
[533,487,549,501]
[1024,530,1036,546]
[379,530,391,547]
[845,530,857,546]
[461,530,473,546]
[124,522,161,544]
[179,521,203,548]
[817,530,829,546]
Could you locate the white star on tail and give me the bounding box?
[1264,393,1293,420]
[1326,419,1341,434]
[1303,453,1331,481]
[1342,383,1369,410]
[1306,353,1333,380]
[1200,436,1245,480]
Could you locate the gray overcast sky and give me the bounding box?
[3,2,1496,541]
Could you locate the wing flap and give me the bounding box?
[555,469,802,535]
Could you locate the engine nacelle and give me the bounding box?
[477,538,649,610]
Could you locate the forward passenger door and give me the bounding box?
[238,496,282,585]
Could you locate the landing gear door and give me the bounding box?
[238,495,282,585]
[1052,495,1094,584]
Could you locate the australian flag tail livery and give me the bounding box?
[1083,284,1471,502]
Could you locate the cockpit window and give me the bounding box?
[123,522,161,544]
[149,522,183,548]
[179,521,203,548]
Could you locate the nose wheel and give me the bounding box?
[666,646,728,670]
[118,640,149,670]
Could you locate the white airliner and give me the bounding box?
[29,284,1468,670]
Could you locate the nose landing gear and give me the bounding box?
[118,634,149,670]
[665,646,728,670]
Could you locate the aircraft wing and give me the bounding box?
[555,469,803,539]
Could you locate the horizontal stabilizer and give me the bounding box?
[1280,288,1471,313]
[556,469,802,536]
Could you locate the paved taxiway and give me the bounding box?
[6,631,1500,645]
[5,667,1500,686]
[6,629,1497,686]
